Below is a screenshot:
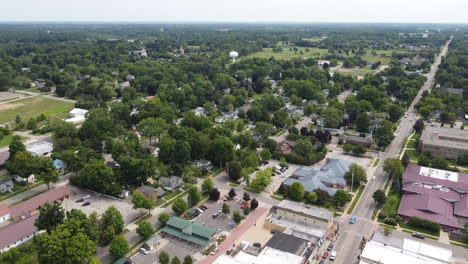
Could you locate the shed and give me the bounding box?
[143,234,162,251]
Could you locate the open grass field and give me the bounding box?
[0,134,28,148]
[336,67,375,77]
[0,97,74,124]
[247,47,329,60]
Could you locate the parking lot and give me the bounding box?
[63,185,140,224]
[132,236,199,264]
[195,199,244,232]
[260,160,301,194]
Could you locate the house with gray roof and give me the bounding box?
[0,179,13,193]
[282,159,352,196]
[138,186,166,201]
[159,176,184,192]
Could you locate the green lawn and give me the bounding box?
[336,67,375,77]
[0,97,74,124]
[248,47,329,60]
[347,185,365,214]
[0,134,28,148]
[381,194,401,217]
[400,223,440,237]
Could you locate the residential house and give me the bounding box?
[161,217,217,248]
[34,79,46,89]
[125,75,135,81]
[144,96,155,101]
[193,107,206,116]
[138,186,166,202]
[192,159,213,170]
[398,165,468,230]
[65,108,88,124]
[159,176,184,192]
[26,142,53,157]
[13,174,35,184]
[282,159,352,196]
[276,141,295,154]
[131,49,148,57]
[119,81,131,89]
[0,179,13,193]
[53,159,66,171]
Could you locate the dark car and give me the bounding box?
[201,205,208,210]
[327,243,334,251]
[270,230,277,234]
[226,249,233,255]
[412,232,425,239]
[319,260,325,264]
[76,199,84,203]
[82,201,91,206]
[253,242,261,248]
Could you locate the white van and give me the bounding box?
[330,251,337,260]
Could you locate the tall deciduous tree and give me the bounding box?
[132,190,154,216]
[202,177,214,193]
[288,182,305,201]
[383,158,404,179]
[109,235,129,258]
[344,164,368,187]
[188,187,201,207]
[137,221,154,239]
[172,198,188,216]
[35,202,65,234]
[8,135,25,161]
[227,160,242,182]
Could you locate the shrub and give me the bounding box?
[407,217,440,232]
[384,217,397,226]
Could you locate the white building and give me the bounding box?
[214,247,303,264]
[0,215,44,253]
[13,174,35,184]
[26,142,53,157]
[360,233,453,264]
[65,108,88,124]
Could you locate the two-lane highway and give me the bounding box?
[333,37,452,264]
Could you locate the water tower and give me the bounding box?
[229,51,239,63]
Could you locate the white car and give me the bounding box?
[372,175,376,180]
[83,195,91,199]
[330,251,337,260]
[139,248,149,255]
[211,248,219,255]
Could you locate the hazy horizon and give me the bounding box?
[2,0,468,23]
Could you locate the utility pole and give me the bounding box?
[351,167,354,192]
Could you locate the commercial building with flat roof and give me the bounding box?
[419,126,468,159]
[264,232,310,256]
[275,200,333,229]
[360,233,452,264]
[398,165,468,229]
[161,217,217,247]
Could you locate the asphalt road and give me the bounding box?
[333,38,452,264]
[353,37,451,220]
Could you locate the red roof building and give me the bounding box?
[0,215,41,253]
[398,165,468,230]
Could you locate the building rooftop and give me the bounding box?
[264,232,309,256]
[403,165,468,192]
[420,126,468,150]
[360,233,452,264]
[0,215,39,250]
[215,246,304,264]
[9,187,73,219]
[0,204,9,217]
[26,142,53,156]
[277,200,333,220]
[162,217,216,247]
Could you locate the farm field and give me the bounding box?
[247,47,329,60]
[0,97,74,124]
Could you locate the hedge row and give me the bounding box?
[407,217,441,232]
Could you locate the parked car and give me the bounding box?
[139,248,149,255]
[270,230,277,234]
[330,251,337,260]
[371,175,376,180]
[327,243,334,251]
[412,232,425,239]
[197,208,204,213]
[82,201,91,206]
[211,248,219,255]
[212,212,221,218]
[83,195,91,199]
[319,260,325,264]
[350,216,356,224]
[322,252,329,259]
[223,196,229,201]
[76,199,84,203]
[241,203,248,209]
[201,205,208,210]
[253,242,261,248]
[226,249,233,255]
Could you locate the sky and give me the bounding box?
[2,0,468,23]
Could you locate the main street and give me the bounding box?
[332,38,452,264]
